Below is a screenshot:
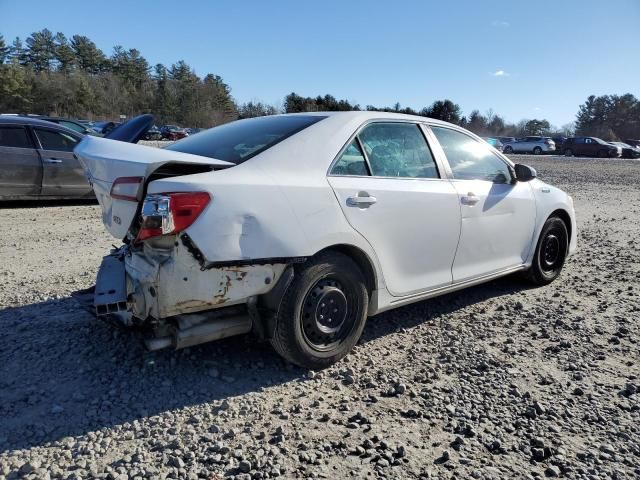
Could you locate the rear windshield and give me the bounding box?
[166,115,326,164]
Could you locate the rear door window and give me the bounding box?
[357,123,439,178]
[0,126,34,148]
[34,128,79,151]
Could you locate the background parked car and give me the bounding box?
[482,137,504,151]
[609,142,640,159]
[624,139,640,148]
[562,137,620,157]
[502,136,556,155]
[143,125,163,141]
[161,125,189,140]
[552,136,567,153]
[497,136,516,145]
[92,121,119,136]
[0,116,93,199]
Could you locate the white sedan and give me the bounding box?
[75,112,577,369]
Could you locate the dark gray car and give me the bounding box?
[0,116,93,200]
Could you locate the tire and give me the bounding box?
[524,216,569,286]
[598,149,608,158]
[504,146,513,154]
[564,148,573,157]
[270,251,369,369]
[533,146,542,155]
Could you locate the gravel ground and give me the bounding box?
[0,155,638,479]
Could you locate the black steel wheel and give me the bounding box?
[524,216,569,285]
[300,278,355,352]
[271,251,368,369]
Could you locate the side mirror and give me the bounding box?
[514,163,537,182]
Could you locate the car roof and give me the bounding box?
[280,110,458,127]
[0,115,81,136]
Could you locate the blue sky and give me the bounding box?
[2,0,639,126]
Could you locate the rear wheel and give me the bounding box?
[270,251,368,369]
[504,146,513,154]
[524,216,569,286]
[533,146,542,155]
[564,148,573,157]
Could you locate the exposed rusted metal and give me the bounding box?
[123,241,287,319]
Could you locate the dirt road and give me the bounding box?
[0,155,638,479]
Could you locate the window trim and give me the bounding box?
[0,125,36,149]
[32,126,81,152]
[427,124,515,184]
[328,119,443,181]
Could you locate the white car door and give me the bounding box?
[429,126,537,282]
[327,122,461,297]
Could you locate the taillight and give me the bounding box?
[110,176,144,201]
[136,192,210,242]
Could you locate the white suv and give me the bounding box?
[503,136,556,155]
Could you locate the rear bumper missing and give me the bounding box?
[125,241,287,320]
[84,241,291,350]
[91,241,287,323]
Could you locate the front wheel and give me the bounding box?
[270,251,369,369]
[504,146,514,154]
[564,148,573,157]
[524,217,569,285]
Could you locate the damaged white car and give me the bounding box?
[74,112,577,369]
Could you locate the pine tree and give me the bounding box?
[70,35,107,73]
[54,32,75,72]
[0,35,9,64]
[0,64,30,111]
[9,37,27,65]
[25,29,56,71]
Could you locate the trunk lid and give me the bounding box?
[74,135,233,239]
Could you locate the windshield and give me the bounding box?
[166,115,326,164]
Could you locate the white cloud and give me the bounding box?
[491,20,510,27]
[492,70,509,77]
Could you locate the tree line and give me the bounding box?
[0,30,236,127]
[1,30,638,139]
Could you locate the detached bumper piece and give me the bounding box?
[145,307,253,351]
[94,252,128,316]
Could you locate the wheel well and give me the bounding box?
[315,245,377,294]
[549,209,572,249]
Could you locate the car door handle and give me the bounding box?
[347,192,377,208]
[461,192,479,206]
[43,158,63,164]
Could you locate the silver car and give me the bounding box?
[0,116,93,200]
[503,136,556,155]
